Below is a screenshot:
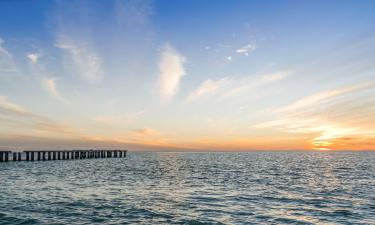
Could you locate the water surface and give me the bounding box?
[0,152,374,224]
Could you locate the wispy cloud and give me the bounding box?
[187,70,292,102]
[55,35,103,84]
[222,70,291,98]
[158,43,186,101]
[131,128,159,137]
[128,127,169,145]
[253,81,375,150]
[186,77,230,102]
[274,81,375,114]
[0,96,33,117]
[114,0,152,27]
[236,44,256,56]
[0,37,18,74]
[0,38,10,57]
[42,77,65,102]
[94,110,144,126]
[0,95,76,135]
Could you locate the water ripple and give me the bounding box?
[0,152,374,224]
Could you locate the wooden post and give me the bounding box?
[13,152,17,161]
[30,152,34,161]
[48,152,51,160]
[0,152,3,162]
[26,152,30,161]
[57,152,61,160]
[38,152,41,161]
[4,152,9,162]
[42,152,46,161]
[18,152,22,161]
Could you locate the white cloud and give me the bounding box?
[27,53,40,64]
[186,77,230,102]
[55,36,103,84]
[42,77,65,102]
[158,43,186,101]
[236,44,256,56]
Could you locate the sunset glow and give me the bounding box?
[0,1,374,151]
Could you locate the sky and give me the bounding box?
[0,0,374,151]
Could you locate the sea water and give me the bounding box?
[0,152,374,224]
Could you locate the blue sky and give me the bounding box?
[0,0,374,151]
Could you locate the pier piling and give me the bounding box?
[0,150,127,162]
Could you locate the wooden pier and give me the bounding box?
[0,150,127,162]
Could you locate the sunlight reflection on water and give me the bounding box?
[0,151,374,224]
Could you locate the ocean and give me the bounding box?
[0,152,374,224]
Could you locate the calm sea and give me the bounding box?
[0,152,374,225]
